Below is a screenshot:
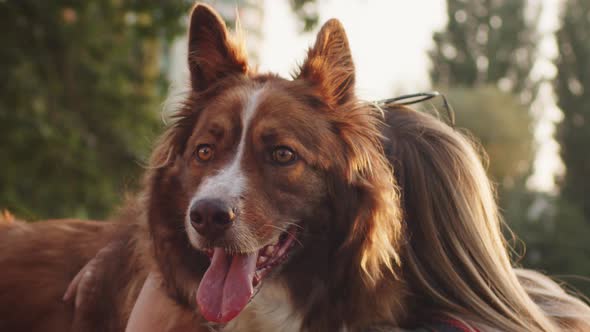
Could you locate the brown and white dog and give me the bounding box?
[0,4,407,331]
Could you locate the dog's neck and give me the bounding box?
[221,280,303,332]
[223,277,408,332]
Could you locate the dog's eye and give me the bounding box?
[271,146,297,165]
[196,144,214,162]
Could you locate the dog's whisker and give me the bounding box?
[265,226,304,248]
[261,221,303,234]
[282,221,304,230]
[262,224,290,233]
[288,231,304,248]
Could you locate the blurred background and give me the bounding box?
[1,0,589,297]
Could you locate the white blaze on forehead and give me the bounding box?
[191,87,264,203]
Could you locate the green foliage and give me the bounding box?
[441,86,533,185]
[511,197,590,297]
[430,0,539,192]
[554,0,590,223]
[430,0,540,97]
[0,1,189,220]
[289,0,319,32]
[532,0,590,297]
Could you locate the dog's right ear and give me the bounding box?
[187,4,248,92]
[297,19,355,108]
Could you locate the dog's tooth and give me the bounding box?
[258,256,268,264]
[265,245,275,256]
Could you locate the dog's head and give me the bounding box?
[147,4,402,325]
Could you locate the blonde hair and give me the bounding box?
[382,106,590,331]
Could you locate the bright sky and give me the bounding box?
[169,0,563,192]
[259,0,446,99]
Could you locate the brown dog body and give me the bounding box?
[0,219,134,331]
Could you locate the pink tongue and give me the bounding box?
[196,248,258,323]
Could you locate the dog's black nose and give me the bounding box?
[189,199,235,239]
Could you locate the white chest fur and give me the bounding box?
[219,280,303,332]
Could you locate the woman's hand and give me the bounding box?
[63,237,129,331]
[63,240,121,308]
[126,272,201,332]
[63,238,201,331]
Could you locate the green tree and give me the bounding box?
[0,1,188,220]
[429,0,539,191]
[430,0,540,98]
[429,0,539,187]
[554,0,590,223]
[511,197,590,297]
[0,1,325,221]
[439,86,533,186]
[539,0,590,297]
[290,0,319,31]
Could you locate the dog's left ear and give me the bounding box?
[297,19,355,107]
[187,4,249,92]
